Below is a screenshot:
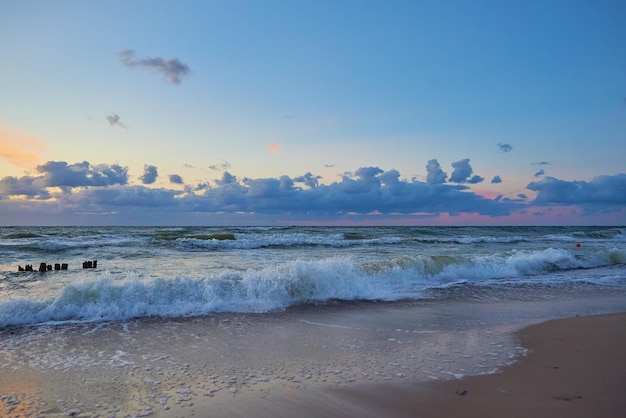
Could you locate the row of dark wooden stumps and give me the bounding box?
[18,260,98,272]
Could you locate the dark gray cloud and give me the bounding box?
[497,143,513,153]
[65,186,180,207]
[449,159,483,184]
[0,161,128,197]
[187,166,510,217]
[0,162,512,219]
[216,171,238,187]
[0,175,47,198]
[294,172,321,188]
[337,167,385,194]
[379,169,401,188]
[169,174,184,185]
[2,159,624,225]
[492,175,502,184]
[193,182,211,191]
[106,113,127,128]
[38,161,128,188]
[140,165,158,185]
[426,159,447,184]
[118,49,191,85]
[532,161,550,166]
[527,175,626,209]
[534,169,545,177]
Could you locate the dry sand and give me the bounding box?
[182,312,626,418]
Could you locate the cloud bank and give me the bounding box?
[527,175,626,212]
[118,49,191,85]
[1,159,624,225]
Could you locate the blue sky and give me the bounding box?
[1,0,625,225]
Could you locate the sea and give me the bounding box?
[1,226,626,416]
[1,225,625,328]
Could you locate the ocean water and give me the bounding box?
[1,225,625,328]
[2,226,626,416]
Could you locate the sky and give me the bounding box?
[1,0,625,226]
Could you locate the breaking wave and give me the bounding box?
[1,247,624,328]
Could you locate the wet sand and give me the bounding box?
[202,312,626,418]
[1,300,625,417]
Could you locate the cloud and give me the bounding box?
[65,185,180,208]
[0,175,48,197]
[467,175,485,184]
[426,159,447,184]
[37,161,128,188]
[208,160,232,171]
[106,113,127,128]
[1,161,516,218]
[266,143,281,153]
[534,169,545,177]
[216,171,238,186]
[294,172,321,188]
[527,174,626,211]
[0,123,46,168]
[184,166,512,217]
[118,49,191,85]
[497,143,513,153]
[140,165,158,185]
[2,159,624,225]
[449,159,483,184]
[169,174,184,185]
[531,161,550,166]
[492,175,502,184]
[0,161,128,197]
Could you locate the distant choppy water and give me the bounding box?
[1,226,625,328]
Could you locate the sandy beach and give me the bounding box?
[2,298,625,418]
[190,312,626,418]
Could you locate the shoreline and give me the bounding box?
[1,300,625,417]
[203,312,626,418]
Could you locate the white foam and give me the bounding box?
[1,247,625,328]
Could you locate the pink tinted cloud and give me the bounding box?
[266,143,280,153]
[0,123,47,168]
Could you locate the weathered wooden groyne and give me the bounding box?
[17,260,98,272]
[82,260,97,269]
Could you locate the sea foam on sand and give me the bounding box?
[1,296,625,417]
